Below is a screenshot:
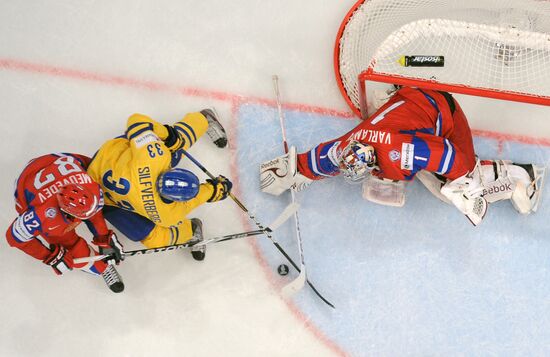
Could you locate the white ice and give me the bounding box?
[1,1,550,356]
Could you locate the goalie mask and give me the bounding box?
[338,140,377,182]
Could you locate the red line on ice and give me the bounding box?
[0,57,354,119]
[2,57,550,148]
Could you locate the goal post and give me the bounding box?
[335,0,550,118]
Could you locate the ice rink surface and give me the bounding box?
[1,1,550,356]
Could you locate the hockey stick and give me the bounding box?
[181,149,334,308]
[76,230,265,264]
[75,202,299,264]
[272,74,307,297]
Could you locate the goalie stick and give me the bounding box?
[75,202,299,264]
[181,149,334,308]
[272,75,334,308]
[272,75,307,297]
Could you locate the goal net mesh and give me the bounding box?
[335,0,550,115]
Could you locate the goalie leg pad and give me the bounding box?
[479,160,515,203]
[440,159,545,223]
[466,196,488,226]
[440,162,487,226]
[415,170,451,204]
[480,160,546,214]
[441,179,488,226]
[510,164,546,214]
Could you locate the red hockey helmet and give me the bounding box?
[56,183,104,220]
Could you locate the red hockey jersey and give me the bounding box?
[6,153,108,261]
[297,87,477,181]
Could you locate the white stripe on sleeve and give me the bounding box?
[309,148,331,177]
[438,139,454,174]
[12,216,34,242]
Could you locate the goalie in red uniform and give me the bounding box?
[5,153,124,293]
[260,87,545,225]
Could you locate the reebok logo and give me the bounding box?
[260,159,280,169]
[482,183,512,196]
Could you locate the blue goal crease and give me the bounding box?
[234,103,550,356]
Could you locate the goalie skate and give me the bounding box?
[512,164,546,214]
[201,108,228,148]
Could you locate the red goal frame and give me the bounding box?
[334,0,550,119]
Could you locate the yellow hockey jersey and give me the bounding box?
[88,112,214,247]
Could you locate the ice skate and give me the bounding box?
[189,218,206,261]
[201,108,228,148]
[101,263,124,293]
[514,163,546,213]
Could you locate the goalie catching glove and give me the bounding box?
[260,146,312,196]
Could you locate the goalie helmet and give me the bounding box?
[338,140,377,182]
[57,183,104,220]
[157,168,200,201]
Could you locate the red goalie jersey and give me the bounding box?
[297,87,477,182]
[6,153,110,275]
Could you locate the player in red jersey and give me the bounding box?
[260,87,545,225]
[5,153,124,293]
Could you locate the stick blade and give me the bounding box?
[268,202,299,231]
[281,269,307,297]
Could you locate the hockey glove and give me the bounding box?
[43,244,74,275]
[163,124,184,151]
[93,230,124,264]
[206,175,233,202]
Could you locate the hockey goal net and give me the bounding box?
[335,0,550,118]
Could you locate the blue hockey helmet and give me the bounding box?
[157,168,200,201]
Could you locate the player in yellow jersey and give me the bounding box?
[87,109,232,261]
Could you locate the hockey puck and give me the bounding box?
[277,264,289,276]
